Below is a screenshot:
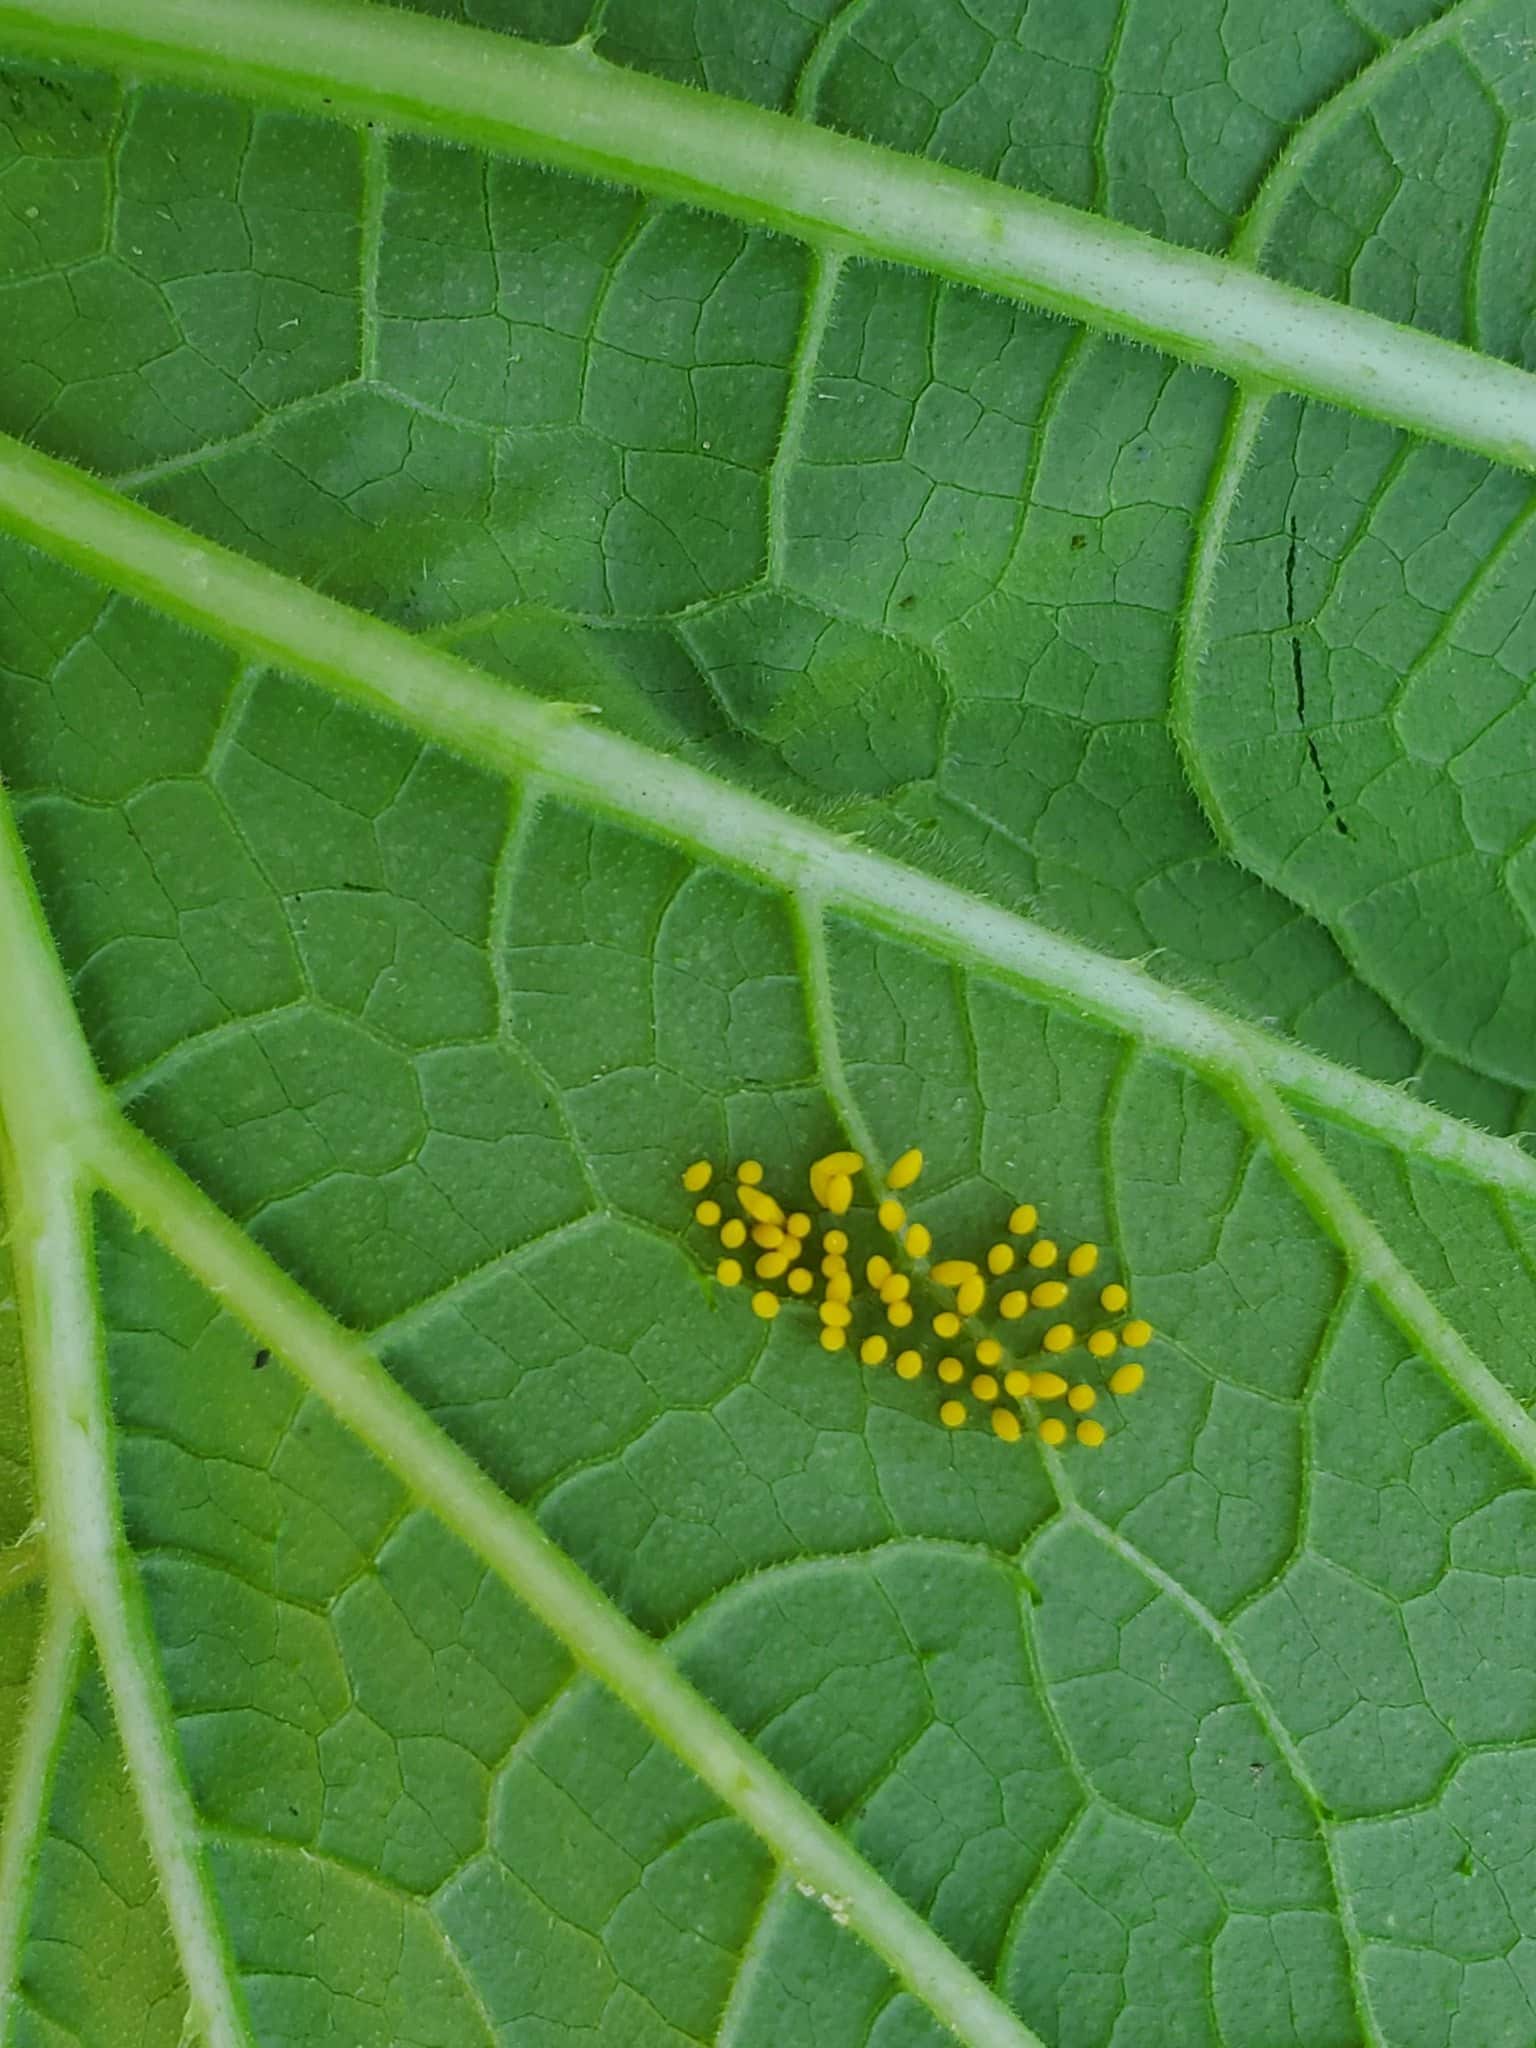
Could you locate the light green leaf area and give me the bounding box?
[2,4,1536,2047]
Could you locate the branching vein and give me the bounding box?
[3,0,1536,470]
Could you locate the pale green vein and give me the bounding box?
[0,804,252,2048]
[1232,0,1499,266]
[0,1526,45,1601]
[1169,388,1267,848]
[1217,1061,1536,1481]
[91,1118,1045,2048]
[1,428,1531,1220]
[1022,1358,1380,2041]
[106,383,364,494]
[795,896,884,1175]
[766,246,843,580]
[359,123,387,382]
[790,0,880,120]
[713,1871,790,2048]
[0,1162,251,2048]
[0,1594,82,2045]
[1073,1508,1385,2048]
[6,0,1536,471]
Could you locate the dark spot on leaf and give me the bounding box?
[1069,533,1087,550]
[253,1347,270,1370]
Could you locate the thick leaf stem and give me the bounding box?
[3,0,1536,469]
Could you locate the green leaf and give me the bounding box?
[2,4,1536,2046]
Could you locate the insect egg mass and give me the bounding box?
[680,1149,1152,1445]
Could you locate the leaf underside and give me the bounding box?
[3,5,1536,2048]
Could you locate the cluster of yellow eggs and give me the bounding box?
[682,1147,1150,1446]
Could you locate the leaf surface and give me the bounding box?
[3,5,1536,2046]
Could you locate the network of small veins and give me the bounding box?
[682,1147,1150,1446]
[0,38,1533,2046]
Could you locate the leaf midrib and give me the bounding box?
[0,426,1529,1207]
[5,0,1536,472]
